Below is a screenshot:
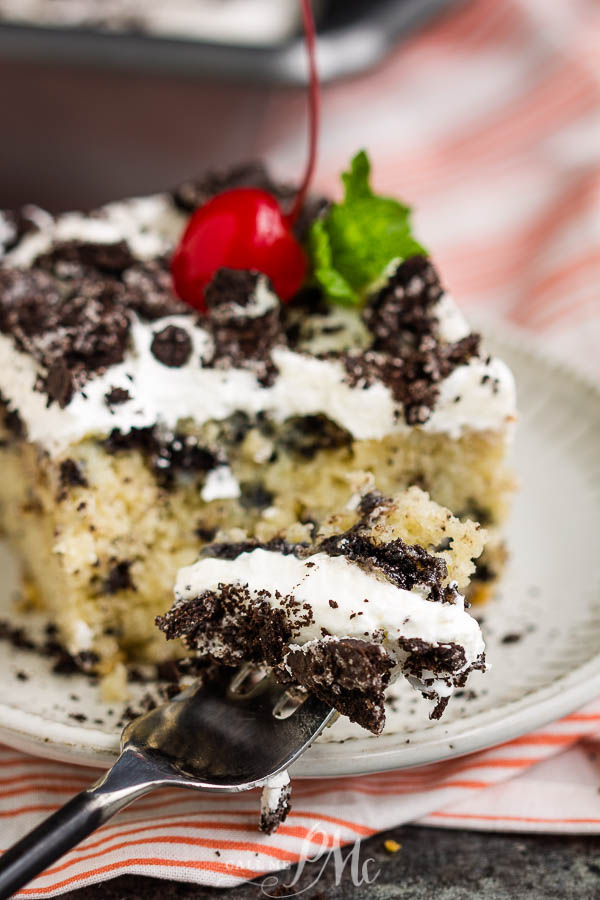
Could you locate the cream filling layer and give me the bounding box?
[0,315,515,455]
[174,548,485,693]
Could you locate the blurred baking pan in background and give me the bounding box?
[0,0,460,210]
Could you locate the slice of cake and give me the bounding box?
[158,487,487,832]
[0,159,515,688]
[157,487,487,734]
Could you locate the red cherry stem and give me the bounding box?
[287,0,320,226]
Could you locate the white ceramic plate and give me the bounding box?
[0,328,599,777]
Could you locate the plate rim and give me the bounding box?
[0,321,598,777]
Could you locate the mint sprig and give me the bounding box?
[308,150,426,306]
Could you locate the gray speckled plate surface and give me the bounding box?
[0,327,598,777]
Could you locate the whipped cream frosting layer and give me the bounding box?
[0,194,516,454]
[174,548,485,690]
[0,307,516,455]
[4,195,185,268]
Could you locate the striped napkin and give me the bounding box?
[2,706,600,895]
[2,0,600,894]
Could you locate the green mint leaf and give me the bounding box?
[308,219,358,306]
[308,150,426,306]
[340,149,374,202]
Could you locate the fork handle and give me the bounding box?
[0,749,156,899]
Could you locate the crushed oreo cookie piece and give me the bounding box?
[156,584,295,669]
[363,255,443,352]
[282,286,330,351]
[0,392,25,439]
[0,206,45,255]
[104,560,135,595]
[342,331,481,426]
[195,523,217,543]
[150,324,192,368]
[123,258,190,320]
[347,256,482,424]
[357,491,390,517]
[280,414,352,460]
[204,268,283,385]
[45,360,75,408]
[317,530,453,604]
[501,632,522,645]
[259,781,292,835]
[286,639,394,734]
[103,426,219,487]
[399,637,467,683]
[59,458,88,491]
[0,267,133,407]
[0,245,190,407]
[205,268,261,314]
[398,638,485,719]
[105,386,131,407]
[35,240,137,277]
[199,536,303,562]
[0,620,36,650]
[239,481,274,511]
[0,619,100,676]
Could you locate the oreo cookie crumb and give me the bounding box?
[280,414,352,460]
[363,255,443,350]
[0,621,35,650]
[318,530,453,603]
[350,256,481,424]
[205,268,260,313]
[44,360,75,407]
[150,324,192,368]
[0,393,25,439]
[204,268,283,385]
[0,206,45,254]
[123,258,190,320]
[286,639,394,734]
[156,582,297,669]
[59,458,88,493]
[172,162,284,213]
[171,163,325,244]
[501,632,522,644]
[239,481,274,511]
[259,781,292,835]
[342,332,480,426]
[195,523,217,543]
[199,536,304,562]
[103,426,219,487]
[105,386,131,407]
[104,560,135,595]
[35,240,136,277]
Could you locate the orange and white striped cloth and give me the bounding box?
[1,705,600,896]
[2,0,600,894]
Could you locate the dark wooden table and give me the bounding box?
[61,826,600,899]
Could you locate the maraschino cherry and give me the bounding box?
[171,0,319,312]
[171,188,307,307]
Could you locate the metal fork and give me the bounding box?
[0,668,334,899]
